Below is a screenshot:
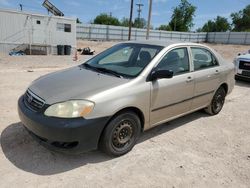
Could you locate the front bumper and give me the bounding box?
[18,95,110,153]
[235,74,250,81]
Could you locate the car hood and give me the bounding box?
[29,66,129,104]
[237,54,250,60]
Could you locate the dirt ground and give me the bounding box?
[0,41,250,188]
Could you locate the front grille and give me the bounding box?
[24,89,45,111]
[242,71,250,77]
[239,60,250,70]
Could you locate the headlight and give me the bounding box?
[44,100,94,118]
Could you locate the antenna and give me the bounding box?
[42,0,64,16]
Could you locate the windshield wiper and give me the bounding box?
[82,63,94,69]
[94,67,124,78]
[82,64,123,78]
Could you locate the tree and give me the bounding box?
[76,18,82,24]
[214,16,231,31]
[93,13,120,26]
[231,4,250,31]
[199,16,230,32]
[200,20,216,32]
[120,17,130,27]
[133,18,147,28]
[168,0,196,31]
[157,24,172,31]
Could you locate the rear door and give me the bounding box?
[150,47,195,126]
[190,47,221,110]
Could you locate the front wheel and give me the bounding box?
[205,87,226,115]
[99,112,141,156]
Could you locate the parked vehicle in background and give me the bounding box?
[234,52,250,81]
[18,41,235,156]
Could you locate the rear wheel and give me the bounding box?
[99,112,141,156]
[205,87,226,115]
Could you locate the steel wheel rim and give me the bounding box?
[112,120,134,151]
[213,93,224,113]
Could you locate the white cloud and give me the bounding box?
[0,0,10,6]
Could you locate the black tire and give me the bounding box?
[205,87,226,115]
[99,111,141,156]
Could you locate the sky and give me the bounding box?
[0,0,249,30]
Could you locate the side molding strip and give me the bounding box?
[151,90,214,112]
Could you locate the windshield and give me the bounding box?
[82,43,164,78]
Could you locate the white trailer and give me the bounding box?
[0,8,76,55]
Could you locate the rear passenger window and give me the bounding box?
[156,48,189,75]
[191,48,218,71]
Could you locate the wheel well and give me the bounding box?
[112,107,145,131]
[97,107,145,147]
[220,83,228,94]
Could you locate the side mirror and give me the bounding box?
[150,69,174,81]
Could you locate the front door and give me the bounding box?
[150,47,195,127]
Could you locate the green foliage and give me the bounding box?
[214,16,231,31]
[133,18,147,28]
[168,0,196,31]
[199,16,231,32]
[231,4,250,31]
[76,18,82,24]
[157,24,172,31]
[92,14,146,29]
[93,13,120,26]
[120,17,130,27]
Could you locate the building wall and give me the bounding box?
[0,9,76,54]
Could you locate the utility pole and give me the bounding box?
[174,17,176,31]
[136,1,144,28]
[19,4,23,11]
[128,0,134,40]
[146,0,152,40]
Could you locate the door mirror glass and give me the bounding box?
[150,69,173,80]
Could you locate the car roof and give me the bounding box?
[123,40,202,47]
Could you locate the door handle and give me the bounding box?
[186,76,193,83]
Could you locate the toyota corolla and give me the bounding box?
[18,41,235,156]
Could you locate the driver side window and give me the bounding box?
[156,48,190,76]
